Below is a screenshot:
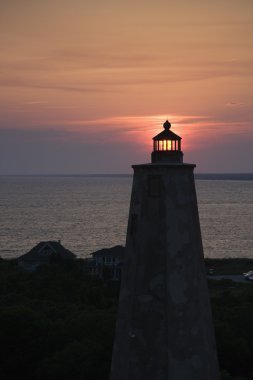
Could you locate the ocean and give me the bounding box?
[0,174,252,259]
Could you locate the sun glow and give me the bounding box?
[58,113,208,151]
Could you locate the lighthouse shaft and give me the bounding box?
[110,122,220,380]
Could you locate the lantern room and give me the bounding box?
[151,120,183,163]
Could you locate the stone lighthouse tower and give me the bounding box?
[110,121,220,380]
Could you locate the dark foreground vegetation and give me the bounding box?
[0,258,253,380]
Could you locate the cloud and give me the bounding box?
[1,110,253,174]
[225,101,246,107]
[0,76,113,94]
[1,48,253,95]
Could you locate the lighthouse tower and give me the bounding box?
[110,121,220,380]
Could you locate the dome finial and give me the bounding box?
[163,120,171,130]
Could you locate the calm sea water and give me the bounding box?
[0,175,252,259]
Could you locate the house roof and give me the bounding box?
[153,120,181,141]
[91,245,125,258]
[153,129,181,141]
[18,241,76,262]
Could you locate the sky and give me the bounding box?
[0,0,253,174]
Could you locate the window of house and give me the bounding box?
[105,256,112,264]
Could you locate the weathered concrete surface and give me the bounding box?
[110,164,220,380]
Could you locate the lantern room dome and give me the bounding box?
[151,120,183,164]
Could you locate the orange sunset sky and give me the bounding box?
[1,0,253,174]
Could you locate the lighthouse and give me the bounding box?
[110,121,220,380]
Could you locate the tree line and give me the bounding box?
[0,258,252,380]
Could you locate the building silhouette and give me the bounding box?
[110,121,220,380]
[18,240,76,271]
[84,245,124,280]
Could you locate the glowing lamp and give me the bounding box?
[151,120,183,163]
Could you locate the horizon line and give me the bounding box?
[0,172,253,177]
